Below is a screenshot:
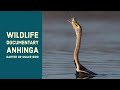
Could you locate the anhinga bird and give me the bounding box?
[68,18,97,79]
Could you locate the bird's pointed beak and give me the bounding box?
[67,19,72,24]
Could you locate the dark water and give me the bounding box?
[42,11,120,79]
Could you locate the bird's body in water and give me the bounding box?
[68,18,97,79]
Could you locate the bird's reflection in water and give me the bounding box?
[75,71,96,79]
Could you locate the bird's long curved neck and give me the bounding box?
[74,29,82,70]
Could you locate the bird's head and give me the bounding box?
[68,17,81,31]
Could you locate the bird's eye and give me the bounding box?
[75,23,78,27]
